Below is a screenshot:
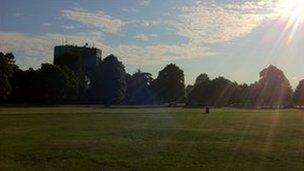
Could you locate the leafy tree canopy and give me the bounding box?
[89,54,126,105]
[153,63,185,103]
[0,53,15,102]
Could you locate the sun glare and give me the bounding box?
[278,0,304,21]
[275,0,304,44]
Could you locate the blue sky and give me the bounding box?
[1,0,304,87]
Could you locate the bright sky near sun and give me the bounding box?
[1,0,304,87]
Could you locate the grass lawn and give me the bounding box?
[1,106,304,170]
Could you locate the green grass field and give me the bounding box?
[1,106,304,170]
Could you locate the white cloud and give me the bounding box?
[122,7,138,13]
[0,32,54,68]
[150,34,157,38]
[135,34,149,41]
[61,8,126,33]
[0,31,108,69]
[136,20,164,28]
[175,1,277,44]
[134,34,158,41]
[0,31,213,69]
[62,25,75,30]
[1,1,281,70]
[114,43,214,65]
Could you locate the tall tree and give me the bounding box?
[187,73,211,106]
[54,52,85,100]
[153,64,185,103]
[185,85,194,100]
[194,73,209,87]
[0,52,15,102]
[255,65,293,108]
[207,77,236,107]
[60,66,79,101]
[8,67,28,103]
[89,54,126,105]
[125,70,154,105]
[36,64,79,103]
[294,80,304,106]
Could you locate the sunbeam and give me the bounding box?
[278,0,304,22]
[275,0,304,44]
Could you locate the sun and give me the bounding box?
[274,0,304,44]
[278,0,304,22]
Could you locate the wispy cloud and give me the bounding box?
[134,34,149,41]
[62,25,75,30]
[0,1,280,70]
[115,43,214,66]
[134,34,157,41]
[138,20,164,27]
[174,1,276,44]
[0,31,108,69]
[122,7,138,13]
[61,8,126,33]
[0,30,213,69]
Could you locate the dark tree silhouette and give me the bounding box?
[194,73,209,87]
[187,73,211,106]
[54,52,85,100]
[34,64,78,103]
[230,83,251,107]
[0,51,298,108]
[185,85,194,100]
[294,80,304,106]
[207,77,236,107]
[0,52,15,102]
[125,70,155,105]
[89,54,126,105]
[9,67,28,103]
[153,64,185,103]
[254,65,293,108]
[9,64,78,103]
[187,75,238,107]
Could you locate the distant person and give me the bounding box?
[205,106,210,114]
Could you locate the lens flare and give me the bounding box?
[278,0,304,21]
[275,0,304,44]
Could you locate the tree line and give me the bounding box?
[1,51,304,108]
